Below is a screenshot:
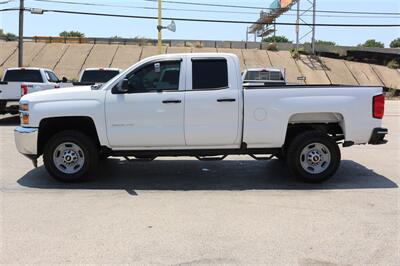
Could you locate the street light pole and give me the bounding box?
[157,0,162,54]
[18,0,24,67]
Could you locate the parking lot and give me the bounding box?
[0,101,399,265]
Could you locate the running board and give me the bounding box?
[248,154,274,160]
[124,156,156,162]
[195,155,227,161]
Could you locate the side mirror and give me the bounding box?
[112,78,129,94]
[62,77,68,83]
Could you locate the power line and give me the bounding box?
[0,7,18,11]
[28,8,400,27]
[144,0,400,16]
[26,0,400,19]
[0,0,16,4]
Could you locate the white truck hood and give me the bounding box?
[20,86,96,103]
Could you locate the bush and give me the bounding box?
[387,59,399,69]
[390,38,400,48]
[263,35,291,43]
[357,39,384,48]
[59,31,85,38]
[0,28,17,40]
[266,42,278,51]
[315,40,336,46]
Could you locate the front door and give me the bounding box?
[105,60,185,148]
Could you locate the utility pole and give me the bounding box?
[296,0,300,52]
[18,0,24,67]
[157,0,162,54]
[311,0,316,54]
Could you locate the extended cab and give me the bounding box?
[0,67,62,114]
[14,53,388,183]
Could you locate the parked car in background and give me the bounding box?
[15,53,388,183]
[0,67,63,114]
[72,68,122,86]
[242,68,286,85]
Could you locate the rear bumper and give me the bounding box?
[14,126,38,155]
[369,128,388,145]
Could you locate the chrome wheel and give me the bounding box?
[53,142,85,174]
[299,143,331,174]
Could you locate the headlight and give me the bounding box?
[19,102,29,112]
[20,103,29,112]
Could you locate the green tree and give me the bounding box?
[263,35,291,43]
[358,39,384,48]
[0,28,17,40]
[59,31,85,38]
[315,40,336,46]
[389,38,400,48]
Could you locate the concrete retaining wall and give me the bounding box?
[29,43,70,70]
[0,42,398,90]
[321,57,358,85]
[268,51,304,84]
[110,45,142,69]
[54,44,94,80]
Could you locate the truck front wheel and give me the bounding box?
[287,131,341,183]
[43,130,99,182]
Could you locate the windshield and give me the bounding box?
[80,70,120,83]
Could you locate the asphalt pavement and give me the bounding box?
[0,101,399,265]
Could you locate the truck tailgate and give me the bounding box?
[0,82,21,100]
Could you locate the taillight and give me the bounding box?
[373,94,385,119]
[21,84,28,96]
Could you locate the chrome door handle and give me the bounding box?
[217,98,236,102]
[162,100,182,104]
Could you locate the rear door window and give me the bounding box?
[192,59,228,90]
[80,70,120,83]
[3,69,43,83]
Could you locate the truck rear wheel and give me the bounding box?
[287,131,341,183]
[43,130,98,182]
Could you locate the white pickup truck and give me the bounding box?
[0,67,63,114]
[14,53,388,183]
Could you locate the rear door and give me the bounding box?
[184,57,241,147]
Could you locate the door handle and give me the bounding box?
[162,99,182,104]
[217,98,236,102]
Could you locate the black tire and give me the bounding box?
[43,130,99,182]
[274,151,286,161]
[287,131,341,183]
[99,154,110,161]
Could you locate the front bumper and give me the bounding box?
[14,126,38,155]
[369,127,388,145]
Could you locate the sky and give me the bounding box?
[0,0,399,47]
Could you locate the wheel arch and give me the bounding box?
[38,116,100,156]
[283,112,346,152]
